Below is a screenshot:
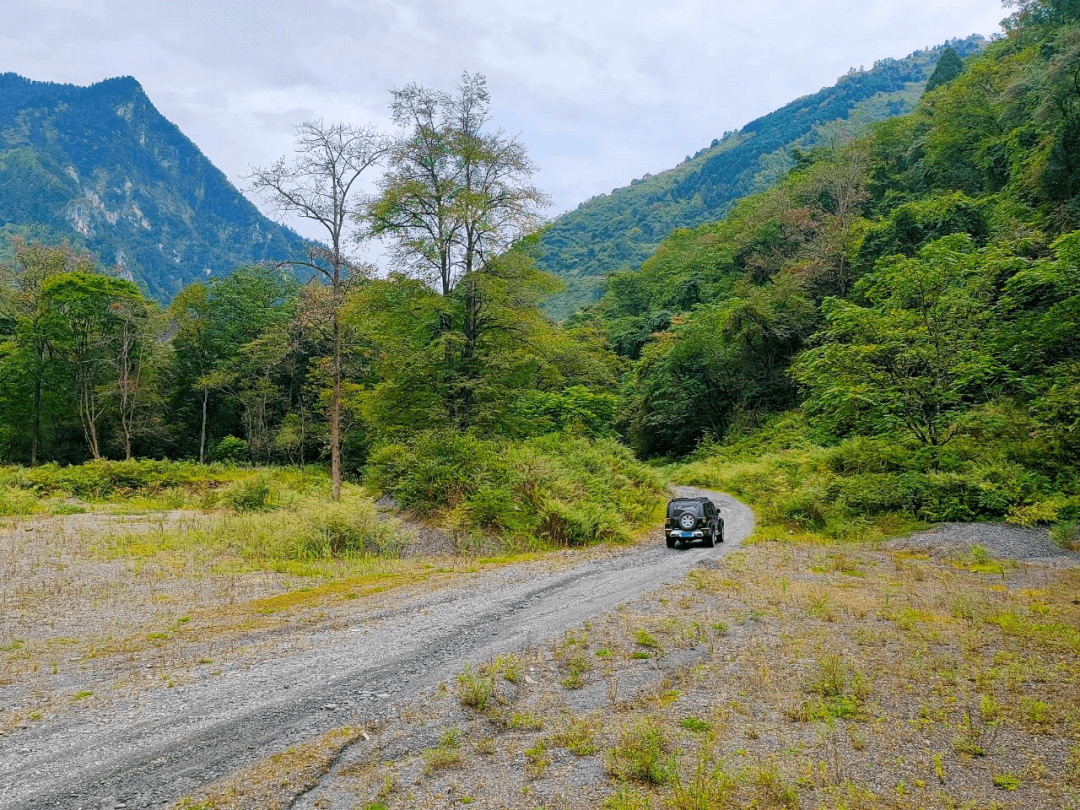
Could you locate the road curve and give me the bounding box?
[1,487,752,810]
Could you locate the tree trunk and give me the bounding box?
[330,302,342,501]
[199,387,208,464]
[31,372,41,467]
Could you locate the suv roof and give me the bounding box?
[668,496,712,504]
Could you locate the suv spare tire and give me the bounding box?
[678,512,696,530]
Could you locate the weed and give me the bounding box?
[560,646,590,689]
[1020,696,1055,730]
[635,628,659,649]
[670,756,735,810]
[507,712,544,731]
[554,714,598,755]
[423,728,464,773]
[608,717,677,785]
[679,717,710,733]
[750,760,799,807]
[806,593,837,622]
[488,653,521,684]
[457,664,495,712]
[952,703,998,756]
[524,738,550,777]
[601,786,653,810]
[993,773,1022,790]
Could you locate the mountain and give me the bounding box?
[535,36,986,318]
[0,73,308,301]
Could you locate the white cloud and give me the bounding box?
[6,0,1006,238]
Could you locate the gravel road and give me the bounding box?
[0,487,752,810]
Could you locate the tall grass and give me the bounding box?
[366,431,666,549]
[95,490,409,568]
[0,460,330,516]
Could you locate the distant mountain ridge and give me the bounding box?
[535,35,986,317]
[0,73,308,301]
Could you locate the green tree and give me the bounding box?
[350,251,567,434]
[925,46,966,92]
[0,240,94,464]
[794,235,1002,445]
[626,275,816,456]
[183,265,300,462]
[42,272,147,459]
[367,73,549,429]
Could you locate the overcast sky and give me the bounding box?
[4,0,1005,241]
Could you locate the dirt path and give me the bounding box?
[1,487,752,810]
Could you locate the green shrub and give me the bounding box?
[0,488,39,516]
[222,477,273,512]
[1051,520,1079,550]
[457,663,495,711]
[221,493,404,562]
[210,436,249,463]
[608,717,677,785]
[674,407,1076,535]
[365,431,665,549]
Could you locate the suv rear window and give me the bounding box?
[667,499,709,517]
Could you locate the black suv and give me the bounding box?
[665,496,723,548]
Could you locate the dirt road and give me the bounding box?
[1,487,752,810]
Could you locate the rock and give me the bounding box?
[374,495,399,512]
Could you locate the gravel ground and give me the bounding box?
[0,488,753,810]
[887,521,1080,568]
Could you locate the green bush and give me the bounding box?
[365,431,665,549]
[222,477,273,512]
[674,408,1076,534]
[210,436,249,463]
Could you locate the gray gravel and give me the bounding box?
[0,488,753,810]
[887,521,1080,568]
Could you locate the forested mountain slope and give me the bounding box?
[583,1,1080,531]
[0,74,308,301]
[536,36,985,317]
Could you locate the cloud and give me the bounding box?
[6,0,1006,233]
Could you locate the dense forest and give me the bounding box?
[2,0,1079,540]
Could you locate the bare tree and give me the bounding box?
[249,121,387,501]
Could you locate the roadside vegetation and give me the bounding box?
[673,410,1079,547]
